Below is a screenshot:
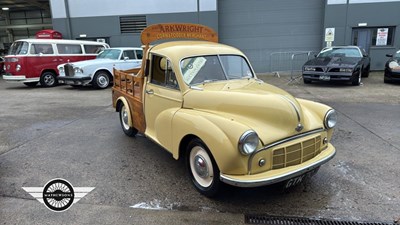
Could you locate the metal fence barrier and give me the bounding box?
[270,51,317,83]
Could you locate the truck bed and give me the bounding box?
[112,68,146,133]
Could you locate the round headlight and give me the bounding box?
[238,130,259,155]
[74,67,83,73]
[324,109,337,129]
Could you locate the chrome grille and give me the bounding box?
[272,136,321,169]
[64,64,74,77]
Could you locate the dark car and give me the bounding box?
[0,57,4,74]
[302,46,370,86]
[384,50,400,83]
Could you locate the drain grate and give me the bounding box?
[245,215,396,225]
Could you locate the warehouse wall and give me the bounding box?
[325,0,400,70]
[50,0,218,48]
[218,0,325,73]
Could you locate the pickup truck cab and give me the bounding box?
[112,23,337,197]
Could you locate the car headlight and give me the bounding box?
[16,64,21,71]
[238,130,259,155]
[58,67,64,73]
[304,67,316,71]
[339,68,353,73]
[74,67,83,73]
[324,109,337,129]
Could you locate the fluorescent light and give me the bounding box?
[2,7,9,10]
[358,23,368,27]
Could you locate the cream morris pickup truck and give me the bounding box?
[112,23,337,197]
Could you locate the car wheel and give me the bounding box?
[23,82,38,87]
[119,103,138,137]
[40,71,57,87]
[384,76,390,84]
[351,68,362,86]
[363,65,370,77]
[186,138,221,197]
[93,71,110,89]
[303,78,311,84]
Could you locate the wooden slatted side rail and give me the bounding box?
[113,68,143,101]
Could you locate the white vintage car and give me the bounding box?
[57,47,142,89]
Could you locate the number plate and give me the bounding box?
[319,75,330,81]
[284,168,319,189]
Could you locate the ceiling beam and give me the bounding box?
[23,0,50,11]
[0,23,52,29]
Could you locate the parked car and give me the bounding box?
[2,39,109,87]
[0,57,4,74]
[58,47,142,89]
[112,23,337,197]
[384,50,400,83]
[302,46,370,86]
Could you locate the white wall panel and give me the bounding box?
[51,0,216,19]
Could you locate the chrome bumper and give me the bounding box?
[2,75,39,83]
[219,144,336,188]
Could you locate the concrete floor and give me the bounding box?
[0,72,399,224]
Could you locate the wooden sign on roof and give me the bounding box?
[141,23,218,45]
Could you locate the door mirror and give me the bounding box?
[123,56,129,61]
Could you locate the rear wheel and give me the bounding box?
[119,103,138,137]
[40,71,57,87]
[23,82,38,87]
[186,138,221,197]
[92,71,110,89]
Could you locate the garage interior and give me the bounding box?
[0,0,51,54]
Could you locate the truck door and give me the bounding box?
[144,55,182,151]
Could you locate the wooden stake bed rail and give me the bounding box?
[113,68,143,100]
[112,68,146,133]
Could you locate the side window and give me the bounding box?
[150,55,179,89]
[136,50,143,59]
[121,50,135,60]
[84,45,106,54]
[31,44,54,54]
[57,44,82,54]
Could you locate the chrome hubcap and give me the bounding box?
[98,75,108,88]
[189,146,214,188]
[194,155,209,178]
[121,105,130,130]
[44,74,54,85]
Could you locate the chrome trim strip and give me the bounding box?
[247,128,325,174]
[221,148,335,188]
[279,95,301,122]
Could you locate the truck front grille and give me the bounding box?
[272,136,321,169]
[64,64,74,77]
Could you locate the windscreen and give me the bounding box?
[8,41,29,55]
[318,47,362,58]
[96,49,121,60]
[180,55,253,85]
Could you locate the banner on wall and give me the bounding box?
[376,28,388,46]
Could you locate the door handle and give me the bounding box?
[145,89,154,94]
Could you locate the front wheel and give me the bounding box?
[119,103,138,137]
[303,78,311,84]
[92,71,110,89]
[186,138,221,197]
[351,69,362,86]
[40,71,57,87]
